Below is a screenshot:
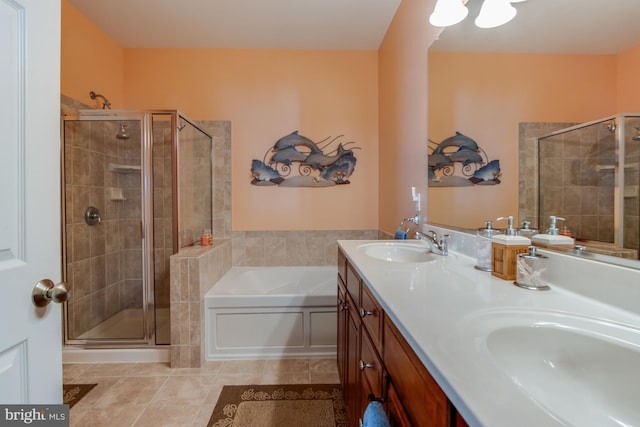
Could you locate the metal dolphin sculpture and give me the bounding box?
[469,159,501,184]
[449,147,483,166]
[273,131,319,152]
[432,132,479,155]
[251,160,285,184]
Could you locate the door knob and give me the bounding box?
[32,279,68,307]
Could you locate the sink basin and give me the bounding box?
[467,310,640,426]
[359,242,437,263]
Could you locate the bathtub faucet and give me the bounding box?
[415,230,450,256]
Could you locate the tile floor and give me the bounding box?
[64,358,340,427]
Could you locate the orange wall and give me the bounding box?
[616,44,640,112]
[123,49,379,230]
[378,0,440,235]
[60,0,124,108]
[428,51,619,229]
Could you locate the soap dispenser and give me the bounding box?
[514,246,550,291]
[475,220,501,272]
[491,216,531,281]
[531,215,575,246]
[518,220,538,239]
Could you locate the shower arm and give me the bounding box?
[89,91,112,109]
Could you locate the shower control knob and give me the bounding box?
[32,279,68,307]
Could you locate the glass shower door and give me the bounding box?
[63,117,148,342]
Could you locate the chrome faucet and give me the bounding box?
[415,230,450,256]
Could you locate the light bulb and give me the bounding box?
[475,0,517,28]
[429,0,469,27]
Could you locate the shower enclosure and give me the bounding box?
[62,110,213,346]
[537,113,640,259]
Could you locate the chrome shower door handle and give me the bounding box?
[32,279,68,307]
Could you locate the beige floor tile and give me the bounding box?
[79,363,139,378]
[191,405,216,427]
[94,376,168,408]
[67,377,120,411]
[309,358,339,374]
[152,375,218,405]
[201,384,224,407]
[69,408,92,427]
[219,359,266,374]
[213,372,264,385]
[133,402,199,427]
[171,360,223,376]
[63,364,90,381]
[310,370,340,384]
[264,358,309,374]
[129,362,174,376]
[72,405,147,427]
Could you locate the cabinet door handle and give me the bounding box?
[360,360,373,370]
[360,307,374,317]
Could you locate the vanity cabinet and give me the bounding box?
[337,247,468,427]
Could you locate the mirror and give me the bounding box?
[427,0,640,268]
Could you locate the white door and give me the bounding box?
[0,0,63,403]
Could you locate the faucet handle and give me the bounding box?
[438,234,450,255]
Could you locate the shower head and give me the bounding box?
[89,91,111,109]
[116,123,129,140]
[633,127,640,141]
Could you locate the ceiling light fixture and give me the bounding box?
[429,0,522,29]
[429,0,469,27]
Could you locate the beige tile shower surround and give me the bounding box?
[64,358,340,427]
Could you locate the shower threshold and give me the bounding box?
[75,308,169,343]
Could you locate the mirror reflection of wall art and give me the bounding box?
[250,131,360,187]
[428,132,501,187]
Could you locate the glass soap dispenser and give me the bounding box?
[514,246,550,291]
[475,220,501,272]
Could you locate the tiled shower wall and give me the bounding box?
[538,121,616,242]
[152,120,173,311]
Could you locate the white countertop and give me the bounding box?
[337,238,640,427]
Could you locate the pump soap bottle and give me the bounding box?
[475,220,501,272]
[491,216,531,281]
[531,216,575,247]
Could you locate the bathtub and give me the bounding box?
[205,266,337,360]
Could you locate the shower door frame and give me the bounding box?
[61,111,156,347]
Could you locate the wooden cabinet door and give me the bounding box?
[384,319,451,427]
[386,379,413,427]
[345,294,361,427]
[337,280,347,385]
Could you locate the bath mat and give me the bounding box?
[63,383,97,408]
[207,384,348,427]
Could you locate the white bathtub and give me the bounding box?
[205,266,337,360]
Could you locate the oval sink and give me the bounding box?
[359,242,436,263]
[477,313,640,426]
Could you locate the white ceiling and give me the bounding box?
[66,0,401,50]
[431,0,640,54]
[68,0,640,54]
